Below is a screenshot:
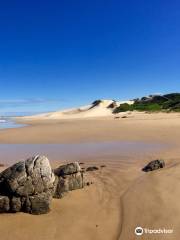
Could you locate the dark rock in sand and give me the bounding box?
[53,162,84,199]
[54,162,81,176]
[142,159,165,172]
[0,155,55,214]
[100,165,106,168]
[86,181,93,186]
[86,166,99,172]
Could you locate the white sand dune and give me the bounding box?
[20,99,134,120]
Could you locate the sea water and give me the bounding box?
[0,117,26,129]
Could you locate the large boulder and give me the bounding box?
[0,155,55,214]
[0,158,86,214]
[142,159,165,172]
[0,155,55,196]
[53,162,84,198]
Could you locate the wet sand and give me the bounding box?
[0,141,165,165]
[0,112,180,240]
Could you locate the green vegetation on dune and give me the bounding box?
[113,93,180,113]
[113,103,162,113]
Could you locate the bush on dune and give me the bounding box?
[113,93,180,113]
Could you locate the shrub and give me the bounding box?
[113,93,180,113]
[113,103,132,113]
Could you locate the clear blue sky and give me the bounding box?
[0,0,180,115]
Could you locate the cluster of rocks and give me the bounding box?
[142,159,165,172]
[0,156,84,215]
[0,154,165,214]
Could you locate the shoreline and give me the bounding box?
[0,112,180,144]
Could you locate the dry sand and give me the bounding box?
[0,112,180,239]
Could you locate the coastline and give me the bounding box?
[0,112,180,144]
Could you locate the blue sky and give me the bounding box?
[0,0,180,115]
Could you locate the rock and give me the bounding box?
[0,155,55,214]
[142,159,165,172]
[0,196,10,213]
[100,165,106,168]
[0,155,55,197]
[86,166,99,172]
[0,158,86,214]
[54,162,81,176]
[53,162,84,199]
[86,181,93,186]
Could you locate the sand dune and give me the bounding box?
[20,99,134,120]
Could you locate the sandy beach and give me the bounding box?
[0,112,180,239]
[1,0,180,238]
[1,112,180,144]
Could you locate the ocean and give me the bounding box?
[0,117,26,129]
